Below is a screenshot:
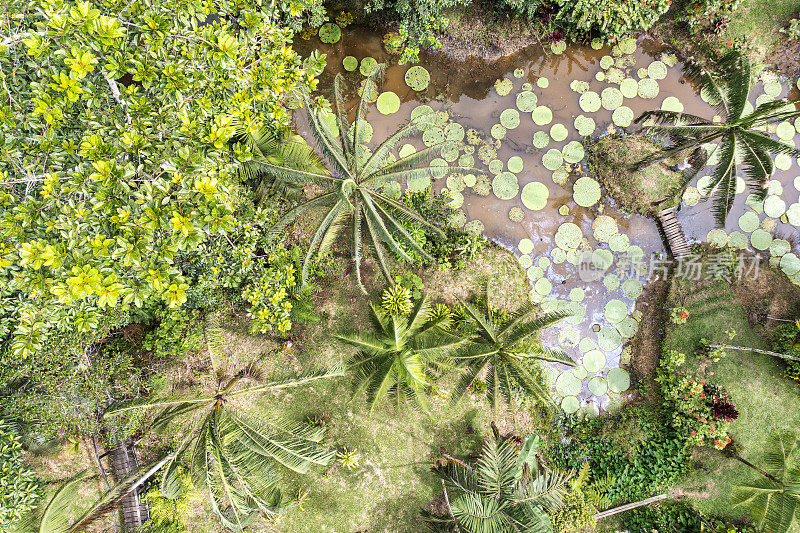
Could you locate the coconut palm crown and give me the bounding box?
[635,51,800,226]
[449,290,575,411]
[260,65,468,292]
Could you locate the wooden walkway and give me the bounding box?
[657,207,691,258]
[108,438,150,528]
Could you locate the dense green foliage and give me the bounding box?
[142,467,199,533]
[0,420,43,529]
[555,0,671,42]
[367,0,456,63]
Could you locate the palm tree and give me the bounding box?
[449,290,575,411]
[635,51,800,226]
[336,293,462,413]
[104,365,342,529]
[421,429,571,532]
[261,66,467,292]
[732,430,800,533]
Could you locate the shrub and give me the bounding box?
[142,467,200,533]
[549,464,601,532]
[675,0,742,34]
[142,308,202,360]
[381,285,414,316]
[774,321,800,384]
[554,0,671,43]
[367,0,457,63]
[669,306,690,324]
[0,420,44,529]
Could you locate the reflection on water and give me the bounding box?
[294,28,800,414]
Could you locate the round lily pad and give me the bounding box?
[492,172,519,200]
[445,123,465,143]
[423,126,445,147]
[764,79,783,97]
[552,169,568,185]
[537,76,550,88]
[618,37,637,54]
[377,91,400,115]
[604,273,620,291]
[491,124,506,140]
[521,182,549,211]
[517,91,538,112]
[319,22,341,44]
[561,395,580,413]
[464,219,484,235]
[500,108,521,129]
[556,372,582,396]
[550,123,568,142]
[489,159,504,174]
[519,238,534,254]
[617,316,639,338]
[542,149,564,171]
[559,205,570,216]
[764,195,786,218]
[343,56,358,71]
[739,211,760,233]
[600,56,614,69]
[607,368,630,393]
[776,122,795,141]
[509,207,525,223]
[620,78,638,98]
[750,228,773,250]
[555,222,582,249]
[583,350,606,373]
[573,176,601,207]
[533,130,550,149]
[647,60,667,80]
[518,254,533,268]
[513,68,525,78]
[771,239,791,257]
[588,376,608,396]
[593,249,613,270]
[661,96,684,113]
[601,87,624,110]
[551,39,567,54]
[570,288,586,302]
[593,215,618,242]
[591,38,603,50]
[508,156,524,173]
[495,78,513,96]
[781,253,800,275]
[411,104,435,127]
[405,65,430,91]
[637,78,659,99]
[535,278,552,296]
[621,278,643,299]
[563,141,585,164]
[574,115,596,136]
[579,92,602,113]
[775,153,792,171]
[787,203,800,226]
[609,233,630,252]
[598,326,622,351]
[612,106,634,127]
[360,56,378,76]
[463,173,477,187]
[604,299,628,324]
[683,187,701,206]
[551,248,567,264]
[527,266,544,281]
[532,106,553,126]
[399,144,416,158]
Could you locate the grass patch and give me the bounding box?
[723,0,799,53]
[588,134,684,217]
[661,257,800,525]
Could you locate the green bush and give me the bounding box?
[0,420,44,529]
[555,0,670,42]
[142,467,199,533]
[774,321,800,384]
[622,500,757,532]
[367,0,458,63]
[675,0,742,34]
[142,308,202,360]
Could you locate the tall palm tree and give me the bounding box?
[635,51,800,226]
[337,293,462,413]
[732,430,800,533]
[104,365,342,530]
[421,430,571,532]
[261,66,467,292]
[449,290,575,411]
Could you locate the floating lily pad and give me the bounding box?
[661,96,684,113]
[448,191,464,208]
[781,253,800,276]
[376,91,400,115]
[776,122,795,141]
[600,56,614,69]
[492,172,519,200]
[551,248,567,263]
[533,130,550,149]
[552,169,568,185]
[543,149,564,171]
[601,87,624,110]
[404,65,430,91]
[706,228,728,247]
[407,174,431,192]
[739,211,760,233]
[495,78,513,96]
[609,233,630,252]
[537,76,550,88]
[360,56,378,76]
[488,159,504,174]
[561,395,580,413]
[399,144,416,158]
[573,176,601,207]
[607,368,630,393]
[411,104,436,127]
[612,106,634,127]
[647,60,667,80]
[511,93,536,116]
[521,182,549,211]
[556,372,582,396]
[604,299,628,324]
[519,238,534,254]
[550,123,568,142]
[787,203,800,226]
[569,288,585,303]
[491,124,507,140]
[775,153,792,171]
[574,115,596,136]
[637,78,659,99]
[764,195,787,218]
[593,215,618,242]
[527,266,544,281]
[621,278,643,299]
[343,56,358,71]
[598,326,622,351]
[559,205,570,216]
[507,156,524,174]
[579,92,602,113]
[509,206,525,223]
[727,230,748,249]
[750,228,773,250]
[551,40,567,54]
[555,222,582,249]
[593,249,613,270]
[464,219,485,235]
[620,78,638,98]
[518,254,533,268]
[570,80,591,94]
[588,376,608,396]
[583,350,606,373]
[683,187,701,206]
[463,173,477,187]
[606,67,625,85]
[596,71,606,82]
[532,105,553,126]
[500,108,521,129]
[604,273,620,291]
[422,126,445,147]
[617,316,639,338]
[764,79,783,97]
[563,141,585,164]
[513,68,525,78]
[319,22,342,44]
[535,278,552,296]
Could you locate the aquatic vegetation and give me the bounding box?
[404,65,430,91]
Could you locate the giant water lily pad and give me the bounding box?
[751,228,773,250]
[647,60,667,80]
[495,78,513,96]
[604,299,628,324]
[598,326,622,351]
[601,87,624,110]
[423,126,445,147]
[543,149,564,171]
[622,278,643,299]
[574,115,596,136]
[607,368,630,392]
[464,220,484,235]
[533,131,550,148]
[491,124,507,140]
[561,395,580,413]
[617,316,639,338]
[445,123,465,142]
[612,106,634,127]
[492,172,519,200]
[500,108,521,129]
[343,56,358,71]
[573,176,601,207]
[583,350,606,373]
[781,253,800,275]
[377,91,400,114]
[519,238,534,254]
[592,215,618,242]
[739,211,760,233]
[550,123,568,142]
[508,156,524,173]
[588,377,608,396]
[555,222,582,249]
[360,56,378,76]
[405,66,430,91]
[661,96,684,113]
[532,106,553,126]
[579,92,602,113]
[764,195,787,218]
[776,122,795,141]
[604,273,620,291]
[521,182,549,211]
[609,233,630,253]
[319,22,342,44]
[637,78,659,99]
[535,278,552,296]
[771,239,791,257]
[556,372,582,396]
[489,159,504,174]
[620,78,638,98]
[764,79,783,97]
[537,77,550,88]
[563,141,585,164]
[516,91,538,112]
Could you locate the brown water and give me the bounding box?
[294,28,800,413]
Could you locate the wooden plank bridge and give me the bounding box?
[657,206,691,258]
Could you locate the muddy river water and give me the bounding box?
[294,28,800,414]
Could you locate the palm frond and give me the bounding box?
[266,192,337,241]
[707,132,737,227]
